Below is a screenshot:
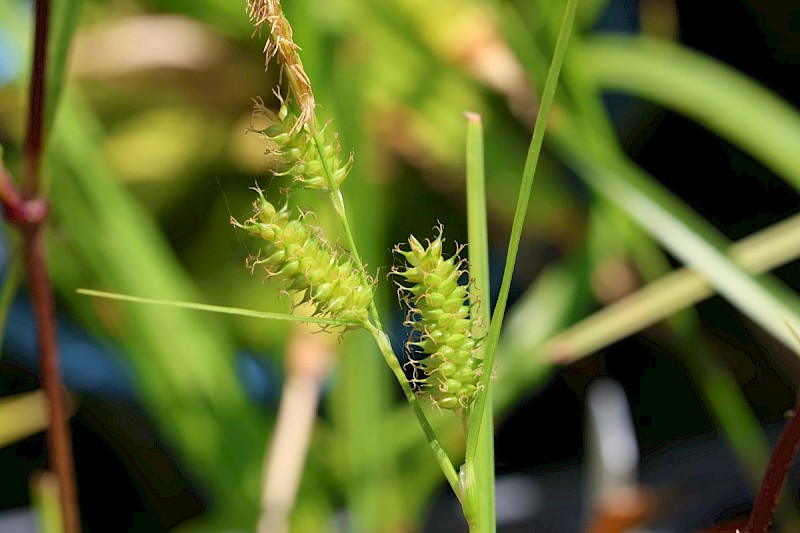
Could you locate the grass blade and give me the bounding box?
[46,0,83,129]
[552,119,800,353]
[581,35,800,190]
[547,212,800,362]
[466,0,579,465]
[0,253,23,362]
[0,390,50,448]
[52,91,265,525]
[463,112,496,530]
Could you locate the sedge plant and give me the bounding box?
[232,0,579,530]
[79,0,579,529]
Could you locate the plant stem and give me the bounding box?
[0,0,81,530]
[0,166,31,221]
[21,0,49,198]
[311,133,386,329]
[23,224,79,533]
[250,0,461,516]
[365,323,462,499]
[251,0,386,337]
[745,396,800,533]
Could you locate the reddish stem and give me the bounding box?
[0,0,82,531]
[0,166,27,221]
[21,0,49,197]
[745,397,800,533]
[22,225,80,533]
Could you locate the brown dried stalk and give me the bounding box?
[246,0,316,131]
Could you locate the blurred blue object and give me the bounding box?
[0,8,24,86]
[4,293,138,401]
[2,292,281,407]
[0,507,37,533]
[592,0,639,33]
[0,33,20,85]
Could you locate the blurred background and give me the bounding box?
[1,0,800,531]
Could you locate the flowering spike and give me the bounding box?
[392,230,484,412]
[234,187,373,327]
[252,98,351,192]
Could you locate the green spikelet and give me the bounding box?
[233,187,372,326]
[252,97,351,191]
[393,230,484,411]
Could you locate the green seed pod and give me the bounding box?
[392,230,484,412]
[252,97,352,192]
[233,187,373,327]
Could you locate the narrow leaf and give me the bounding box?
[463,111,496,531]
[76,288,361,328]
[0,390,49,448]
[551,120,800,353]
[467,0,580,463]
[581,35,800,190]
[548,212,800,362]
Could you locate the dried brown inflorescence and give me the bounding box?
[246,0,316,131]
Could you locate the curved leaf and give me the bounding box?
[581,35,800,189]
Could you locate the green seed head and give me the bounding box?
[252,98,352,192]
[234,187,373,328]
[393,229,484,412]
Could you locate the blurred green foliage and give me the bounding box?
[2,0,800,530]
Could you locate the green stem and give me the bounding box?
[311,132,385,330]
[281,0,461,515]
[463,112,495,532]
[365,323,462,500]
